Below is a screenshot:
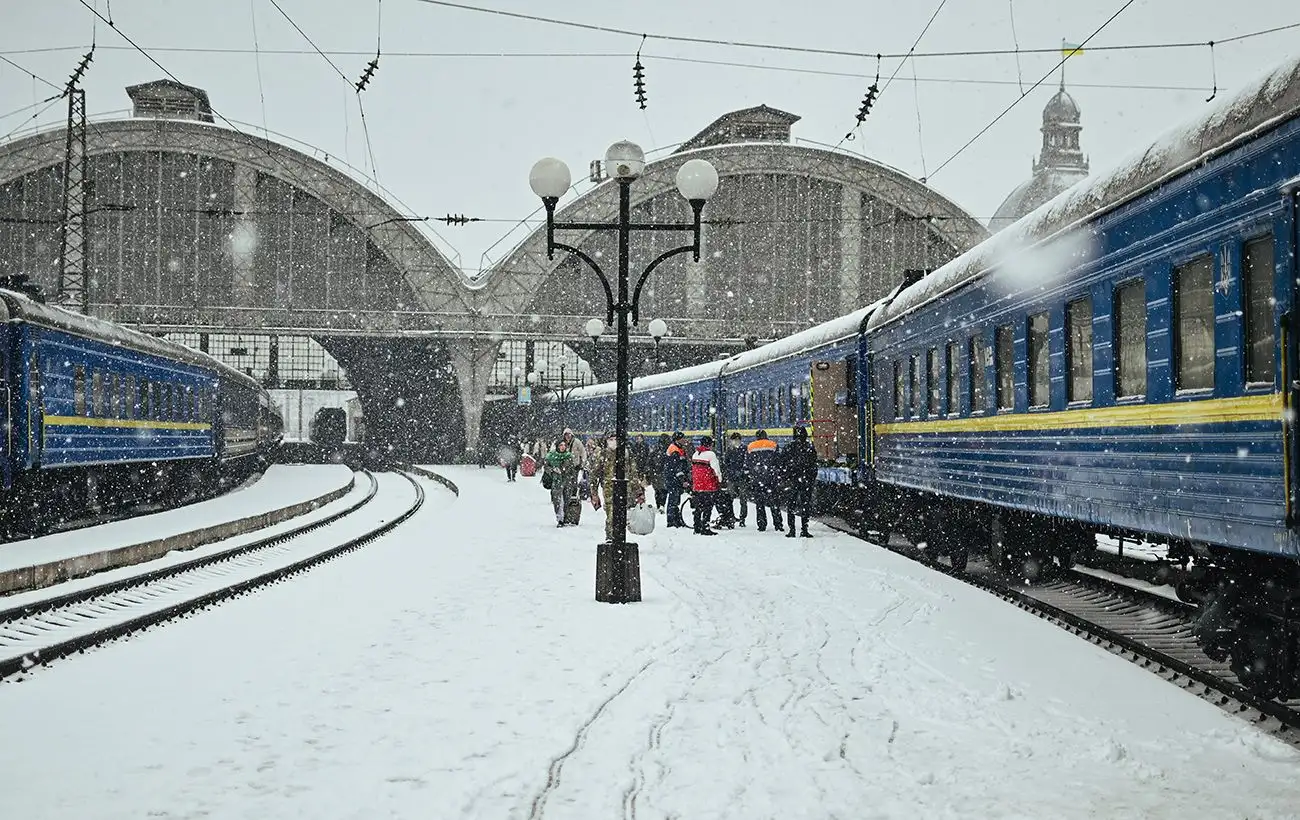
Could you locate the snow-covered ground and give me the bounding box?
[0,466,1295,819]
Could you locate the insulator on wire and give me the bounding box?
[855,83,879,126]
[633,58,648,110]
[355,58,380,93]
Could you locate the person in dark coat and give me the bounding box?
[745,429,784,533]
[782,425,818,538]
[501,441,521,482]
[645,433,669,512]
[663,431,690,528]
[718,431,748,527]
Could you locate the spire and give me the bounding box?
[1036,78,1087,174]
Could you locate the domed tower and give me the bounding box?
[989,79,1090,232]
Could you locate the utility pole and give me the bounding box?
[58,48,93,313]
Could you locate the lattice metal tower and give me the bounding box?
[57,87,88,312]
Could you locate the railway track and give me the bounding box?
[0,470,428,681]
[824,518,1300,750]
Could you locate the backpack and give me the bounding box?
[541,470,554,490]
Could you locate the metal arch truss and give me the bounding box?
[0,119,469,322]
[476,142,989,326]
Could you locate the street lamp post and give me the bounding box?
[530,141,718,604]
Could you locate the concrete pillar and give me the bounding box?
[839,186,862,313]
[231,164,257,307]
[448,340,500,454]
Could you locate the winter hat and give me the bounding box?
[700,435,713,447]
[672,430,684,440]
[755,429,767,439]
[793,426,808,440]
[729,432,742,440]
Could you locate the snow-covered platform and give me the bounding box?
[0,465,1296,818]
[0,464,354,595]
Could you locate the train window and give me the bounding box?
[995,325,1014,410]
[1174,256,1214,391]
[946,343,960,415]
[970,336,989,412]
[894,361,904,418]
[125,376,137,419]
[73,365,86,416]
[910,354,923,417]
[140,379,151,420]
[1115,279,1148,398]
[108,374,118,417]
[1066,297,1094,403]
[927,348,941,415]
[1243,235,1276,385]
[1028,312,1050,408]
[92,371,103,416]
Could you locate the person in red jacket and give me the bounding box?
[690,436,723,536]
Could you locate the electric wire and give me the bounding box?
[250,0,270,138]
[410,0,1300,61]
[880,0,949,96]
[266,0,350,84]
[1007,0,1025,94]
[0,54,64,92]
[929,0,1138,180]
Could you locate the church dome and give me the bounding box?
[1043,88,1080,124]
[989,80,1090,232]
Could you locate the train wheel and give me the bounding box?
[1229,617,1290,700]
[949,547,969,572]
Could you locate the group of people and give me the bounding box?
[530,426,819,540]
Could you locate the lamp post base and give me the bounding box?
[595,541,641,603]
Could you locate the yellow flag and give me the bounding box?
[1062,42,1084,57]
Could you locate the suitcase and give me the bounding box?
[564,497,582,525]
[520,455,537,477]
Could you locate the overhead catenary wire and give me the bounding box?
[250,0,270,139]
[1007,0,1025,94]
[0,54,64,92]
[928,0,1138,180]
[410,0,1300,61]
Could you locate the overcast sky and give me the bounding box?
[2,0,1297,278]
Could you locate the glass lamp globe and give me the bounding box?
[529,157,572,198]
[604,140,646,180]
[584,317,606,340]
[648,318,668,341]
[676,159,719,201]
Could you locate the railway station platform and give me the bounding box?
[2,464,1296,818]
[0,464,354,596]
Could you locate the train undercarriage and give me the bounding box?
[825,482,1300,702]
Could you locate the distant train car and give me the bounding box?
[0,287,283,534]
[309,407,348,453]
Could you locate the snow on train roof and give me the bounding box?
[0,289,259,387]
[868,50,1300,332]
[559,300,887,402]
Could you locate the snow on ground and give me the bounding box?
[0,464,354,573]
[0,466,1296,819]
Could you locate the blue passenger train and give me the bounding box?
[552,52,1300,700]
[1,287,283,535]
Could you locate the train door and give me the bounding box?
[1286,192,1300,528]
[0,327,9,490]
[809,357,859,462]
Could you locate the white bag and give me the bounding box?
[627,502,656,536]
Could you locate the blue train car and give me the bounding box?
[1,288,280,533]
[863,53,1300,698]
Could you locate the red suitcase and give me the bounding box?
[520,454,537,477]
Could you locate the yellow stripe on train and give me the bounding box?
[873,393,1283,436]
[43,415,212,432]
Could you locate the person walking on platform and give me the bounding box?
[690,436,723,535]
[544,439,580,527]
[502,441,521,482]
[590,431,645,543]
[646,433,669,512]
[560,428,586,472]
[746,429,784,533]
[663,432,690,528]
[782,426,818,538]
[719,431,748,528]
